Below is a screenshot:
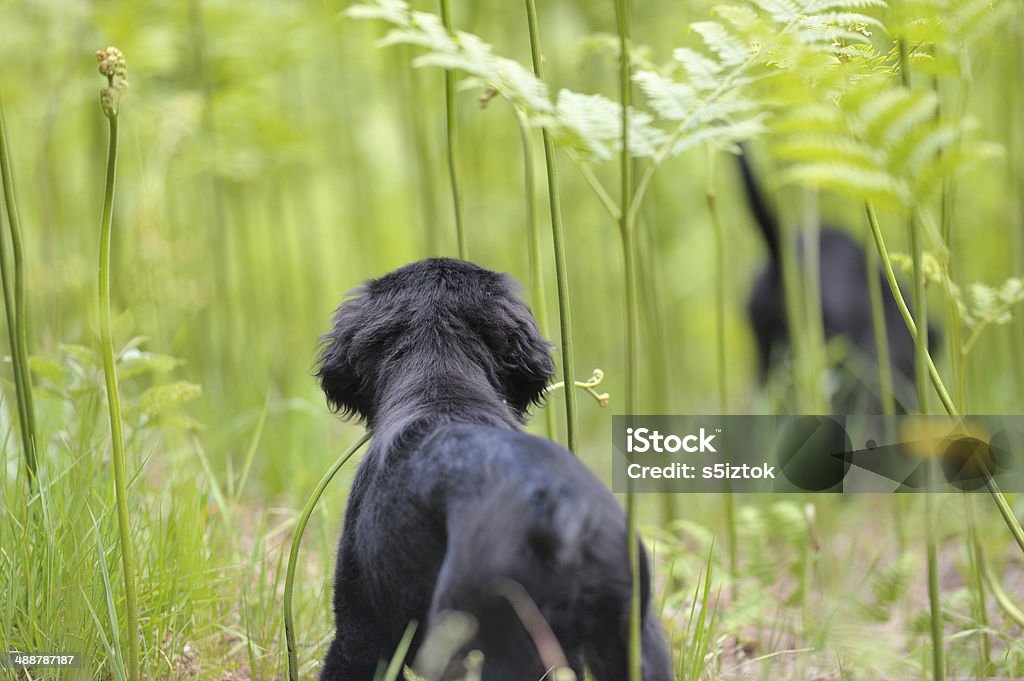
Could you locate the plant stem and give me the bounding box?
[0,99,36,487]
[98,111,139,681]
[923,465,945,681]
[863,214,897,418]
[909,212,930,415]
[705,147,738,590]
[523,0,578,454]
[864,204,955,415]
[515,111,555,440]
[779,190,813,410]
[963,494,991,676]
[285,431,371,681]
[439,0,466,259]
[614,1,641,679]
[906,71,941,668]
[867,207,1024,557]
[800,187,829,412]
[706,149,727,414]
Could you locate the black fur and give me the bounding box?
[739,146,937,412]
[315,258,672,681]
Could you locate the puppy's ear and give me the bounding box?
[489,287,555,418]
[315,292,375,422]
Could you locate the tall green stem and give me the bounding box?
[863,214,896,418]
[779,194,814,410]
[923,463,945,681]
[96,47,138,681]
[800,188,829,412]
[285,432,371,681]
[439,0,466,259]
[0,100,36,486]
[523,0,578,453]
[705,148,738,590]
[614,1,642,679]
[963,495,991,676]
[909,213,930,416]
[864,204,955,415]
[515,112,555,440]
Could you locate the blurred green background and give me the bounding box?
[1,0,1023,679]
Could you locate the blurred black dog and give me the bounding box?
[315,259,671,681]
[739,146,936,412]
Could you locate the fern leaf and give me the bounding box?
[781,161,908,207]
[344,0,411,24]
[671,47,724,90]
[690,21,752,68]
[634,71,696,121]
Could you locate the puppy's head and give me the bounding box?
[316,258,554,424]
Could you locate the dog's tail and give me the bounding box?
[737,143,781,263]
[524,486,588,569]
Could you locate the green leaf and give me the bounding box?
[138,381,202,416]
[29,355,66,383]
[61,343,99,368]
[344,0,411,24]
[117,350,187,379]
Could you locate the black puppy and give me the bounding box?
[739,147,934,412]
[315,259,671,681]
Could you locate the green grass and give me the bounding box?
[0,1,1023,679]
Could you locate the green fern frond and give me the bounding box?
[774,135,886,166]
[634,71,697,121]
[344,0,411,24]
[804,0,887,12]
[690,21,753,67]
[748,0,805,22]
[671,115,768,155]
[781,161,910,207]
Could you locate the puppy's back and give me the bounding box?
[409,425,650,664]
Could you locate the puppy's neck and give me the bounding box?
[369,365,520,443]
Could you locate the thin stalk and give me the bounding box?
[903,38,941,672]
[909,213,930,415]
[911,175,943,681]
[523,0,578,453]
[614,1,641,680]
[567,150,622,220]
[963,495,991,676]
[779,192,814,410]
[705,147,738,589]
[0,100,36,486]
[984,475,1024,555]
[285,431,371,681]
[514,111,555,440]
[706,149,728,414]
[800,188,829,412]
[864,204,955,415]
[867,205,1024,555]
[863,216,897,418]
[0,105,37,482]
[402,46,442,256]
[439,0,466,259]
[924,463,945,681]
[981,548,1024,628]
[96,47,138,681]
[933,72,967,408]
